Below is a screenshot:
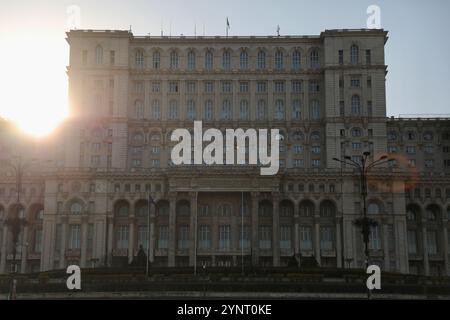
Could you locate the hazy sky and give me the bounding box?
[0,0,449,135]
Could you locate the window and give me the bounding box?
[204,100,213,121]
[152,51,160,69]
[300,226,312,250]
[427,231,438,255]
[69,225,81,249]
[70,202,82,215]
[187,50,196,70]
[239,81,249,93]
[221,100,232,120]
[320,227,333,250]
[309,80,320,93]
[310,50,319,68]
[204,81,214,93]
[366,49,372,64]
[259,226,272,249]
[240,51,248,70]
[294,145,303,154]
[407,230,417,254]
[367,76,372,88]
[406,146,416,154]
[275,100,285,120]
[95,45,103,64]
[186,81,196,93]
[424,145,434,154]
[257,100,267,120]
[219,225,231,250]
[218,204,232,217]
[257,50,266,69]
[151,100,161,120]
[187,100,196,120]
[350,78,360,87]
[310,100,320,120]
[312,159,321,167]
[222,50,231,70]
[256,81,267,93]
[351,128,362,137]
[367,100,373,116]
[312,146,321,154]
[136,225,148,250]
[352,142,362,150]
[293,159,304,167]
[425,159,434,168]
[423,131,434,141]
[177,225,189,249]
[407,131,416,140]
[134,100,144,119]
[239,100,249,120]
[239,225,251,249]
[169,81,179,93]
[350,44,359,64]
[168,100,179,120]
[152,82,160,92]
[338,49,343,64]
[368,203,380,215]
[198,225,211,249]
[135,50,144,69]
[369,225,381,250]
[274,81,285,93]
[205,50,213,70]
[280,225,292,249]
[292,100,301,120]
[292,80,302,93]
[274,50,284,70]
[157,226,169,249]
[351,95,361,115]
[292,50,301,70]
[116,225,129,249]
[169,51,179,69]
[222,81,232,93]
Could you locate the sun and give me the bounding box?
[0,32,69,137]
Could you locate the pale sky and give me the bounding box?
[0,0,449,136]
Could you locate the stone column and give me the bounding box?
[336,217,342,268]
[442,225,449,276]
[272,193,280,266]
[59,217,68,269]
[168,193,177,267]
[128,217,135,263]
[314,208,321,266]
[251,192,259,265]
[0,225,8,273]
[20,226,29,273]
[107,217,113,266]
[422,221,429,276]
[294,202,299,255]
[189,192,198,266]
[149,202,156,264]
[80,216,88,268]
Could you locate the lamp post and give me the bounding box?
[147,194,156,279]
[3,156,36,299]
[333,152,391,299]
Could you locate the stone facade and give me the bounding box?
[0,29,449,276]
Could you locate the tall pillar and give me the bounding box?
[422,222,429,276]
[107,217,113,267]
[272,193,280,266]
[128,218,135,263]
[59,218,68,269]
[189,192,198,267]
[168,193,177,267]
[20,226,29,273]
[251,192,259,265]
[294,202,299,255]
[80,217,88,268]
[442,225,449,276]
[314,208,321,266]
[0,225,8,273]
[149,202,156,264]
[336,217,342,268]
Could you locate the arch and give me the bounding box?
[426,204,441,221]
[68,199,84,215]
[135,199,149,217]
[176,200,190,216]
[258,200,273,217]
[299,200,315,217]
[156,200,169,216]
[292,130,304,141]
[310,131,321,140]
[320,200,336,218]
[239,49,249,70]
[114,200,130,217]
[291,48,302,70]
[186,49,197,70]
[280,199,294,217]
[367,200,383,215]
[406,203,421,222]
[257,48,267,70]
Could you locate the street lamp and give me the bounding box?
[333,152,392,299]
[2,156,36,299]
[147,194,156,279]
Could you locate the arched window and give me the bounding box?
[292,50,301,70]
[168,100,179,120]
[275,100,285,120]
[135,50,144,69]
[407,209,416,221]
[135,202,148,217]
[426,206,439,221]
[240,50,248,70]
[187,99,196,120]
[351,95,361,115]
[152,51,160,69]
[95,45,103,64]
[292,100,301,120]
[275,50,284,70]
[423,131,434,141]
[187,50,196,70]
[257,50,266,70]
[71,202,82,215]
[368,203,380,215]
[205,50,213,70]
[320,201,336,217]
[221,100,232,120]
[132,132,144,144]
[117,203,129,217]
[293,131,304,141]
[239,100,249,120]
[222,50,231,70]
[134,100,144,119]
[204,100,213,121]
[310,49,319,69]
[169,51,179,69]
[350,44,359,64]
[310,100,320,120]
[257,100,267,120]
[299,201,314,217]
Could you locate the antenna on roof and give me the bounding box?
[277,25,280,37]
[160,20,163,37]
[203,23,205,36]
[129,25,132,33]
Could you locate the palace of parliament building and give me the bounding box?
[0,29,449,277]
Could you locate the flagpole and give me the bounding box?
[241,191,244,275]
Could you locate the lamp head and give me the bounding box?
[363,151,371,157]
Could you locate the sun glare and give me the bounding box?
[0,33,69,137]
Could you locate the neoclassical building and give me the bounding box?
[0,29,449,276]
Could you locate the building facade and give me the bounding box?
[0,29,449,276]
